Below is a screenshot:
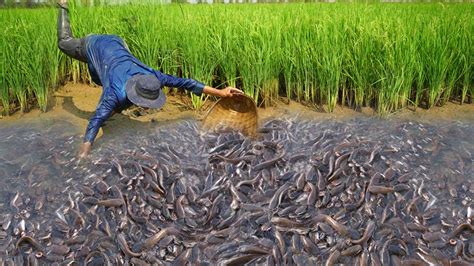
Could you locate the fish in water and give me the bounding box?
[1,118,472,265]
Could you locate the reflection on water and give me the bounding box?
[0,116,472,264]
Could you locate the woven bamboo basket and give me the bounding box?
[202,94,258,137]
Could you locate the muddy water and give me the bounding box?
[0,115,472,264]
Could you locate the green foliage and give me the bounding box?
[0,3,472,115]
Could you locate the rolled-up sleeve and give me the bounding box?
[84,93,118,144]
[155,71,205,96]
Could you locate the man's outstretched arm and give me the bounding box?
[79,96,117,158]
[202,86,243,98]
[155,71,243,98]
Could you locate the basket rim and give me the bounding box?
[203,94,258,120]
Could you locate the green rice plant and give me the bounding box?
[343,14,374,109]
[279,6,307,102]
[445,14,471,105]
[419,17,451,109]
[460,55,471,104]
[178,7,216,109]
[239,20,282,105]
[0,18,9,114]
[411,16,427,110]
[313,17,344,112]
[0,3,472,114]
[375,14,417,114]
[39,15,61,111]
[211,8,244,90]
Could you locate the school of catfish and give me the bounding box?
[0,117,472,265]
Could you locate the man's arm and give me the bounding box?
[202,86,243,98]
[79,95,117,158]
[155,71,243,98]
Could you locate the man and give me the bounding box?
[57,0,243,158]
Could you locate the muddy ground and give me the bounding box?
[1,83,473,145]
[0,83,474,120]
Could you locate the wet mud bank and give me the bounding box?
[2,83,474,126]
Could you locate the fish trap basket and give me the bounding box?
[202,94,258,137]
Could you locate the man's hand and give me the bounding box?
[219,87,244,98]
[59,0,67,5]
[79,142,92,158]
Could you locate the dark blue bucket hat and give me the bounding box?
[125,74,166,109]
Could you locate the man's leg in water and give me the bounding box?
[57,3,88,62]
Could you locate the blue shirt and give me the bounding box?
[83,34,205,144]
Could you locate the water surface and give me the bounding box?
[0,115,472,264]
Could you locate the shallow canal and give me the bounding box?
[0,115,472,264]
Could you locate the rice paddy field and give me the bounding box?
[0,1,474,265]
[0,2,472,114]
